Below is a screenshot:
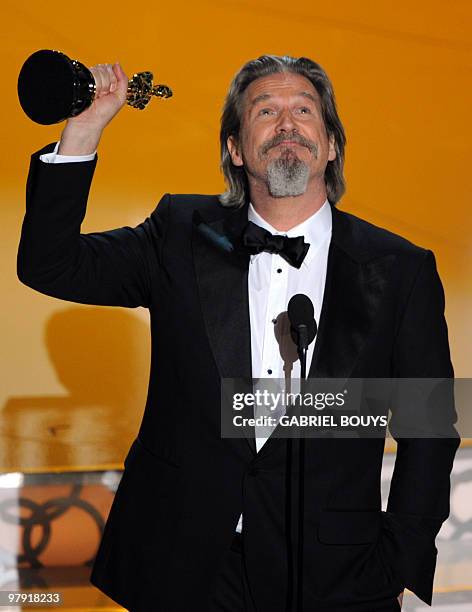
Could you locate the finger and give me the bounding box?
[89,66,104,97]
[94,63,113,97]
[113,62,128,84]
[106,64,118,92]
[96,64,111,97]
[113,62,129,96]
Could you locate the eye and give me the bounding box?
[299,106,312,114]
[258,108,274,116]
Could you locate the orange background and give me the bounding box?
[1,1,471,470]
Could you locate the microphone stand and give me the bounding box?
[286,295,316,612]
[287,325,308,612]
[296,324,308,612]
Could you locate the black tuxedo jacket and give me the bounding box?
[17,143,460,611]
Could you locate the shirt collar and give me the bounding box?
[247,199,332,267]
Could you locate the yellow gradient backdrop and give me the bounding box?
[1,1,471,469]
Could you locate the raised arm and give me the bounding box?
[17,62,170,308]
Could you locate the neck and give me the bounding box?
[249,178,328,231]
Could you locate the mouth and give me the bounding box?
[276,141,302,146]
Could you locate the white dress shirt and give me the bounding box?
[235,200,332,532]
[39,143,332,534]
[39,141,96,163]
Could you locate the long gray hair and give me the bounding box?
[218,55,346,208]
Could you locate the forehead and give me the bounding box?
[243,72,319,110]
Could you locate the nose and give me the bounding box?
[275,107,298,135]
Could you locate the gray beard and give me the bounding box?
[266,153,310,197]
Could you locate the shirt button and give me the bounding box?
[277,268,282,273]
[267,369,272,375]
[272,318,277,324]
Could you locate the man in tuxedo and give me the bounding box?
[17,55,459,611]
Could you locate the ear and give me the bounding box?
[227,135,244,167]
[328,133,336,162]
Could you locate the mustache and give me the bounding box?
[260,133,318,156]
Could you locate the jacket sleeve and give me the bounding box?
[17,142,170,308]
[379,249,461,606]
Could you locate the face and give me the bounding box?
[227,72,336,198]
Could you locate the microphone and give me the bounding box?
[287,294,317,377]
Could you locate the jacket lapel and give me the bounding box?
[192,201,257,457]
[309,207,396,379]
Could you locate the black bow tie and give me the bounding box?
[241,221,310,269]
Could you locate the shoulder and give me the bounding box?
[332,205,430,263]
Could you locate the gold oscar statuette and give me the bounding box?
[18,49,173,125]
